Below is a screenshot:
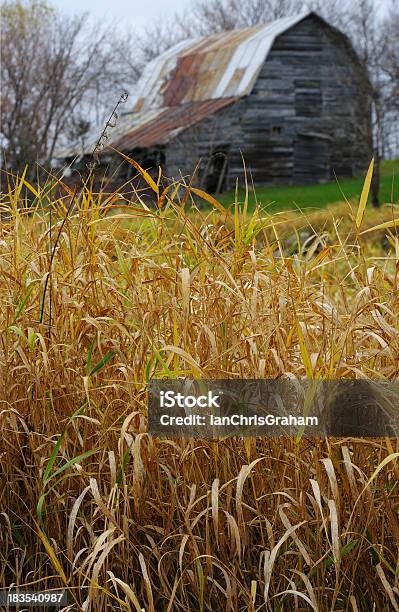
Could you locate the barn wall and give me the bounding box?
[164,101,246,188]
[240,14,370,185]
[165,15,371,190]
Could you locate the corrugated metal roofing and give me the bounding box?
[57,11,313,158]
[111,97,238,150]
[131,11,312,111]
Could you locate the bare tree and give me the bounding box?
[135,17,190,65]
[133,0,304,61]
[189,0,303,33]
[0,0,138,177]
[380,5,399,158]
[381,4,399,111]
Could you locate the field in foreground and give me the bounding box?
[0,163,399,611]
[219,159,399,213]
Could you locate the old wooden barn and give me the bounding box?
[60,10,371,193]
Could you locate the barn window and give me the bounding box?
[295,80,322,117]
[271,126,282,135]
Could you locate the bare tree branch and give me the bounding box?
[0,0,139,176]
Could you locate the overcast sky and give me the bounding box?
[51,0,392,34]
[51,0,194,34]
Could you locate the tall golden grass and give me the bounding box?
[0,159,398,611]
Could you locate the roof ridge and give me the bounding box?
[150,11,313,62]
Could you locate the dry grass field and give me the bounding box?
[0,159,398,611]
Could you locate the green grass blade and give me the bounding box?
[49,449,98,482]
[89,350,117,376]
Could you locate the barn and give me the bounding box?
[60,11,372,193]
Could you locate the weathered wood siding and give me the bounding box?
[165,15,371,189]
[164,101,246,186]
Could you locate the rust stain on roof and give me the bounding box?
[163,54,198,106]
[133,98,145,113]
[223,67,247,97]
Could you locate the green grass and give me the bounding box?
[218,159,399,212]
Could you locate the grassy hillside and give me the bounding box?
[219,159,399,212]
[1,161,398,611]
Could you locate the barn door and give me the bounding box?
[204,148,230,194]
[294,133,331,183]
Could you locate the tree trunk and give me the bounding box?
[371,149,380,207]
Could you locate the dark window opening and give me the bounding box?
[295,79,322,117]
[271,126,283,135]
[203,147,230,194]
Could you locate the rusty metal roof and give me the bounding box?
[131,11,313,111]
[57,11,314,158]
[111,97,238,150]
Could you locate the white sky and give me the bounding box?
[51,0,194,34]
[51,0,393,34]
